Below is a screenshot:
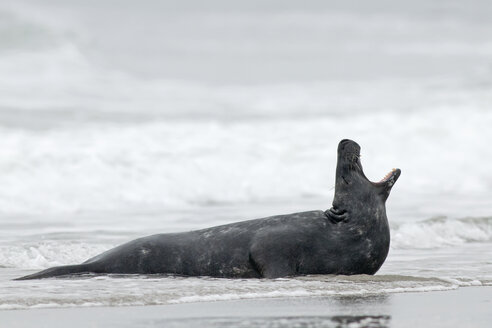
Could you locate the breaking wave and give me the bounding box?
[1,216,490,270]
[0,242,112,270]
[391,216,492,249]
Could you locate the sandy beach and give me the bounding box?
[1,287,490,328]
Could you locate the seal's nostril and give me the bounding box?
[338,139,352,151]
[338,139,360,154]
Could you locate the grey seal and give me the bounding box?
[16,139,400,280]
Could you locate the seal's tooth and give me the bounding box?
[379,169,396,183]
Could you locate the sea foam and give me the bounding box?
[0,109,492,218]
[391,216,492,249]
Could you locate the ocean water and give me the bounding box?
[1,0,492,310]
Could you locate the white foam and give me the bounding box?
[439,278,482,287]
[0,274,462,310]
[391,217,492,249]
[0,242,112,269]
[0,109,491,218]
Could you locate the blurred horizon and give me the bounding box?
[3,0,492,84]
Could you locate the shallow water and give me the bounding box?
[0,0,491,310]
[1,205,491,309]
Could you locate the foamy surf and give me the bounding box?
[391,216,492,249]
[0,110,492,218]
[0,273,470,310]
[0,242,113,270]
[0,216,490,271]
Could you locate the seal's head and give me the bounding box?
[328,139,400,222]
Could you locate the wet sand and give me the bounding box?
[0,286,490,328]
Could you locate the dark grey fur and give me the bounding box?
[16,139,400,280]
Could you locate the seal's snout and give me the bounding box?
[338,139,360,155]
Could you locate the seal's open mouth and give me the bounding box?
[371,166,401,187]
[379,168,398,183]
[355,156,400,186]
[338,139,400,188]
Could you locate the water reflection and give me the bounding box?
[150,315,391,328]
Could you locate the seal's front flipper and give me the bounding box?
[325,207,347,223]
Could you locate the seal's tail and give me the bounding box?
[14,264,92,280]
